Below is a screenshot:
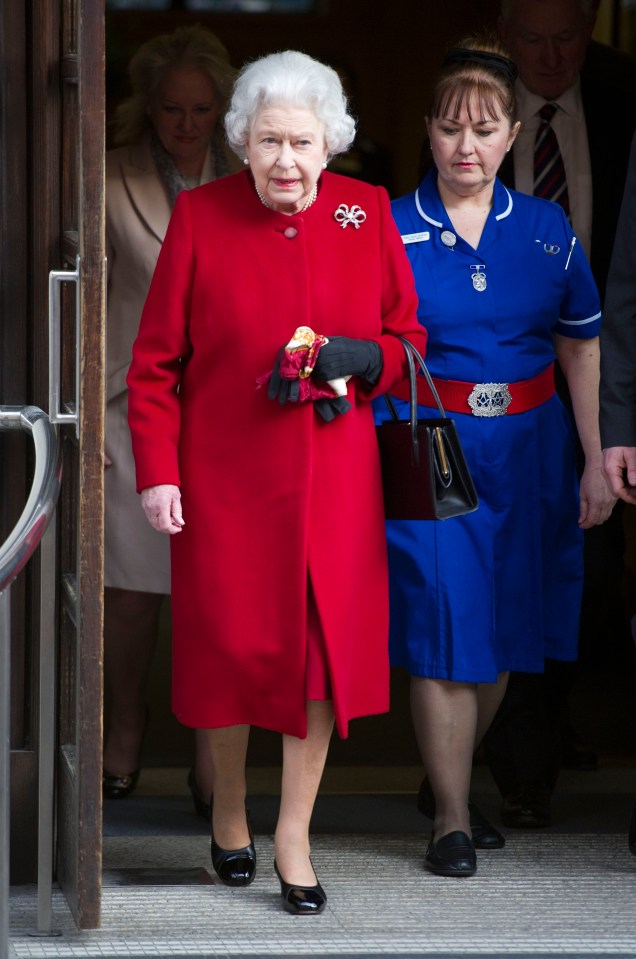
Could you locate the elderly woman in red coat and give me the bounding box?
[127,49,425,915]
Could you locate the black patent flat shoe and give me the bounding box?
[274,860,326,915]
[187,768,212,821]
[102,769,140,800]
[425,830,476,877]
[211,807,256,886]
[417,776,505,849]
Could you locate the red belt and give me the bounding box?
[391,363,555,417]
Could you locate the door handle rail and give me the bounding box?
[0,406,62,955]
[49,256,80,437]
[0,406,62,592]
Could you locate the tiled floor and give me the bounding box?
[8,766,636,959]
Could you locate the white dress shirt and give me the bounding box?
[512,79,593,260]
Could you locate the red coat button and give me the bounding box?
[284,227,298,239]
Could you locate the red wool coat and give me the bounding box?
[127,170,425,739]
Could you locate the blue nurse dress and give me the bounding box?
[375,170,602,683]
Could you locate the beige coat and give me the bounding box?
[105,139,223,592]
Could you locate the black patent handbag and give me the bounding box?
[376,337,479,521]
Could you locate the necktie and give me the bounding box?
[533,102,570,218]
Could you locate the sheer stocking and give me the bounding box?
[410,672,508,840]
[275,700,334,886]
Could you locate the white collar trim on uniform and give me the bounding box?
[495,186,514,221]
[415,180,514,224]
[415,185,442,227]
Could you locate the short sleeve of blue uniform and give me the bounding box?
[553,206,602,339]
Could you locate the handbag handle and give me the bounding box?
[384,337,448,467]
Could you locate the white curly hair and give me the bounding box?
[225,50,356,160]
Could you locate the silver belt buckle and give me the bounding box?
[468,382,512,417]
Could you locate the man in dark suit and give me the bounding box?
[579,42,636,299]
[601,134,636,474]
[497,0,636,299]
[600,131,636,856]
[482,0,636,829]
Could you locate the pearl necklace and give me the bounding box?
[255,182,318,213]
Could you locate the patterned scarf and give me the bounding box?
[149,127,231,208]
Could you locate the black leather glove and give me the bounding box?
[267,347,300,405]
[312,337,383,385]
[314,395,353,422]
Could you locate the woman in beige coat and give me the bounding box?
[104,25,236,809]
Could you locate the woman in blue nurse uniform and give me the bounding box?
[375,34,615,877]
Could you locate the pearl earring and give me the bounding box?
[322,161,327,169]
[243,158,249,166]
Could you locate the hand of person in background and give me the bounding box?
[602,447,636,505]
[141,484,184,534]
[312,336,383,384]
